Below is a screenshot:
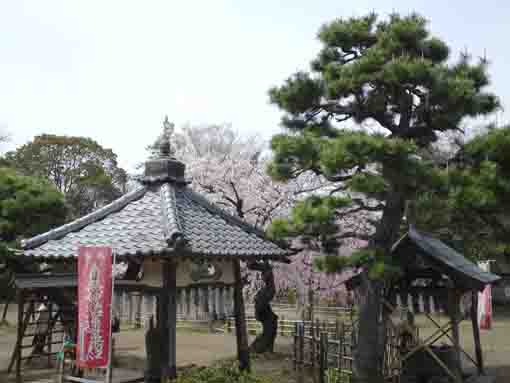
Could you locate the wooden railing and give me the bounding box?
[293,320,356,383]
[220,315,354,338]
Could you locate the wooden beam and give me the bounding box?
[448,289,463,383]
[425,311,479,369]
[16,290,23,383]
[471,291,484,375]
[160,259,177,379]
[8,299,34,374]
[232,260,250,372]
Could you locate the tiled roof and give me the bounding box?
[391,226,501,291]
[21,183,290,260]
[345,227,501,292]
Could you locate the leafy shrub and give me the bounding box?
[169,362,273,383]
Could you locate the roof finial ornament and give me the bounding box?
[160,115,175,158]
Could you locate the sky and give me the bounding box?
[0,0,509,172]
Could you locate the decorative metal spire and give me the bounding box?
[160,115,175,158]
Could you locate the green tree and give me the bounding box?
[267,13,498,381]
[5,134,128,218]
[415,125,510,264]
[0,167,67,319]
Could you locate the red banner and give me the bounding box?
[77,246,113,368]
[479,285,493,330]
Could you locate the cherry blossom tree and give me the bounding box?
[145,119,369,309]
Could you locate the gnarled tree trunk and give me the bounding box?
[247,261,278,353]
[354,188,407,383]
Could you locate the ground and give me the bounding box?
[0,304,509,383]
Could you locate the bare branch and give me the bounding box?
[329,184,349,195]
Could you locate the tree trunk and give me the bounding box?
[354,188,407,383]
[233,260,251,371]
[353,273,385,383]
[248,261,278,353]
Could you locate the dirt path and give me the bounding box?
[1,303,510,383]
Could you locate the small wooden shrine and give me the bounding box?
[345,226,501,383]
[18,119,291,381]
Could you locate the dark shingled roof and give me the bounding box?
[21,121,291,261]
[392,226,500,291]
[345,226,500,292]
[21,184,290,259]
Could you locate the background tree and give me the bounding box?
[415,125,510,266]
[146,121,347,298]
[5,134,128,218]
[0,167,67,321]
[147,120,328,227]
[267,12,498,381]
[145,120,345,351]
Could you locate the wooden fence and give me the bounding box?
[293,320,356,383]
[245,303,355,319]
[114,288,356,329]
[221,315,354,338]
[113,285,235,328]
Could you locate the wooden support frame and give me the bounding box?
[383,289,486,381]
[383,299,462,383]
[16,290,24,383]
[470,291,484,375]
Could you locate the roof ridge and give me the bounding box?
[160,183,184,246]
[22,187,148,250]
[180,187,291,251]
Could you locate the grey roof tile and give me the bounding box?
[22,182,290,260]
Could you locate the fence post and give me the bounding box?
[310,319,315,368]
[280,316,285,336]
[319,332,328,383]
[47,302,53,368]
[293,322,298,370]
[339,322,345,372]
[299,321,305,368]
[135,293,142,329]
[128,293,134,325]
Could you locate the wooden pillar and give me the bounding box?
[185,288,191,319]
[470,291,484,375]
[448,288,463,383]
[135,293,142,329]
[177,288,183,317]
[232,260,250,372]
[121,291,128,322]
[215,286,221,319]
[128,293,134,324]
[152,294,157,323]
[16,290,23,383]
[47,302,53,368]
[218,286,225,319]
[160,259,177,379]
[193,288,198,320]
[208,286,214,319]
[143,293,152,328]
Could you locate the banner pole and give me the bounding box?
[106,251,116,383]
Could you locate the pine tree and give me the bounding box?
[267,13,498,382]
[416,125,510,263]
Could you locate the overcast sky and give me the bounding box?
[0,1,508,172]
